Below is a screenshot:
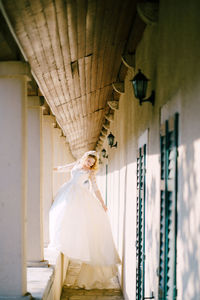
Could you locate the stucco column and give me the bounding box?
[60,137,72,184]
[42,115,55,247]
[27,96,48,267]
[53,127,63,197]
[0,62,31,298]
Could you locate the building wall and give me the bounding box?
[97,0,200,299]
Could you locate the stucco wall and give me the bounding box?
[97,0,200,299]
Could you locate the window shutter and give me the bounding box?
[158,113,178,300]
[136,144,146,300]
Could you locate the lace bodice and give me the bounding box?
[70,164,90,185]
[56,161,99,192]
[69,164,99,192]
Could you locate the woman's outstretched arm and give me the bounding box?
[89,172,107,212]
[53,161,77,172]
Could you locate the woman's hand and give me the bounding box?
[102,204,108,212]
[53,167,59,171]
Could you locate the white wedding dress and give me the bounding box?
[49,163,121,289]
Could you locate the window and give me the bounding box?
[158,113,178,300]
[136,144,146,300]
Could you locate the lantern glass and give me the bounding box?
[101,148,106,158]
[107,133,114,147]
[132,69,148,100]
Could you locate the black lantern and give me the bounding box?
[131,69,155,106]
[101,148,108,158]
[107,132,117,148]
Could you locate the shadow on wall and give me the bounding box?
[98,107,200,299]
[178,139,200,300]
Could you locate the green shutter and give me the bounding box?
[136,144,146,300]
[158,113,178,300]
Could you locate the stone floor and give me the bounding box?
[61,259,124,299]
[60,287,124,300]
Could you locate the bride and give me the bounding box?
[49,150,121,289]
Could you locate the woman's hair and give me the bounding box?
[80,152,99,171]
[87,154,99,171]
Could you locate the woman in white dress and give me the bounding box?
[49,150,121,289]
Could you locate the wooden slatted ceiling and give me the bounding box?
[3,0,137,158]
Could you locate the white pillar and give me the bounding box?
[60,138,75,184]
[60,137,71,184]
[53,133,75,197]
[42,115,55,247]
[53,127,63,198]
[27,96,47,266]
[0,62,31,298]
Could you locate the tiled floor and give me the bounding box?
[60,287,124,300]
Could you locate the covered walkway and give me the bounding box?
[1,1,200,300]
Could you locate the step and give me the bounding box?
[60,287,124,300]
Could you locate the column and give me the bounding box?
[60,138,75,184]
[52,127,63,198]
[0,62,31,298]
[27,96,47,266]
[42,115,55,247]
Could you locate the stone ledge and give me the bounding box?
[27,247,66,300]
[0,294,32,300]
[27,267,54,300]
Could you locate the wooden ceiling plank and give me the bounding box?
[95,0,114,90]
[12,1,47,71]
[85,54,92,95]
[100,0,121,89]
[94,88,100,112]
[54,0,71,64]
[77,0,86,59]
[55,1,78,142]
[60,103,73,122]
[110,0,136,83]
[93,0,116,115]
[90,0,105,92]
[85,0,96,112]
[66,0,78,62]
[82,95,87,120]
[40,1,77,134]
[54,0,76,101]
[28,1,65,108]
[85,93,91,142]
[10,1,63,122]
[65,0,82,142]
[100,85,110,108]
[78,58,87,116]
[85,0,96,56]
[72,61,81,99]
[71,0,86,122]
[24,1,71,130]
[44,1,71,104]
[90,90,97,115]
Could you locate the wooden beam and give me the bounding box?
[112,82,125,94]
[108,100,119,110]
[137,2,159,25]
[105,111,114,122]
[121,53,135,69]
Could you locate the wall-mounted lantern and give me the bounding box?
[107,132,117,148]
[101,148,108,158]
[131,69,155,106]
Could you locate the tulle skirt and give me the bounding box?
[49,180,121,267]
